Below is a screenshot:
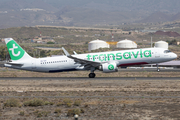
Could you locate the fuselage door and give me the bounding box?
[155,49,160,58]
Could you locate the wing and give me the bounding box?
[68,55,101,67]
[62,47,102,69]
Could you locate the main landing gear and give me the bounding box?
[89,73,96,78]
[89,67,96,78]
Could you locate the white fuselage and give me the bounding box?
[5,48,177,72]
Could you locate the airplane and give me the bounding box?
[4,38,177,78]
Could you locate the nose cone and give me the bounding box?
[173,53,177,59]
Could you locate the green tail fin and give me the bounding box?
[5,38,32,61]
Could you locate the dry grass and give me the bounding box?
[118,100,139,104]
[85,100,101,105]
[0,78,179,119]
[4,98,21,107]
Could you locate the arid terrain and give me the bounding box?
[0,69,179,119]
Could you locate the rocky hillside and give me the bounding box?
[1,0,180,28]
[154,31,180,37]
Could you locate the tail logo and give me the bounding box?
[7,40,25,60]
[9,44,21,57]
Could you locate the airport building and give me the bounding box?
[88,39,109,51]
[117,39,137,48]
[155,41,168,49]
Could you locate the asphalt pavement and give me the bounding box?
[0,77,179,80]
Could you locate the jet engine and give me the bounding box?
[99,62,118,73]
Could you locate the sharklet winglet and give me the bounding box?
[62,47,70,56]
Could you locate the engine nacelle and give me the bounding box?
[99,63,118,73]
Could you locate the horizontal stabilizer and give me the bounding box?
[5,62,23,66]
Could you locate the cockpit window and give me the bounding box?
[164,50,171,53]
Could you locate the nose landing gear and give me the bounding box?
[156,63,160,72]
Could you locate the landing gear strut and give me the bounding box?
[89,67,96,78]
[156,63,160,72]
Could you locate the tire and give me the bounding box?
[89,73,95,78]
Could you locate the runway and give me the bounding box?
[0,95,180,99]
[121,68,180,72]
[0,77,180,80]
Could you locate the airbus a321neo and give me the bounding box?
[4,38,177,78]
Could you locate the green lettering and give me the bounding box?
[123,52,131,59]
[93,55,98,61]
[144,50,151,57]
[132,51,139,58]
[87,50,151,62]
[86,54,91,60]
[99,54,106,62]
[116,53,122,60]
[104,54,106,61]
[140,49,143,58]
[107,53,115,61]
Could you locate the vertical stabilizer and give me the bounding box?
[5,38,32,61]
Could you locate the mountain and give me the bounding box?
[55,7,144,26]
[172,13,180,21]
[0,0,58,12]
[45,0,180,13]
[139,12,180,23]
[139,11,172,23]
[1,0,180,28]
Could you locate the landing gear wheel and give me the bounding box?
[156,63,160,72]
[89,73,96,78]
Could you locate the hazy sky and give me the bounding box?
[1,0,180,13]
